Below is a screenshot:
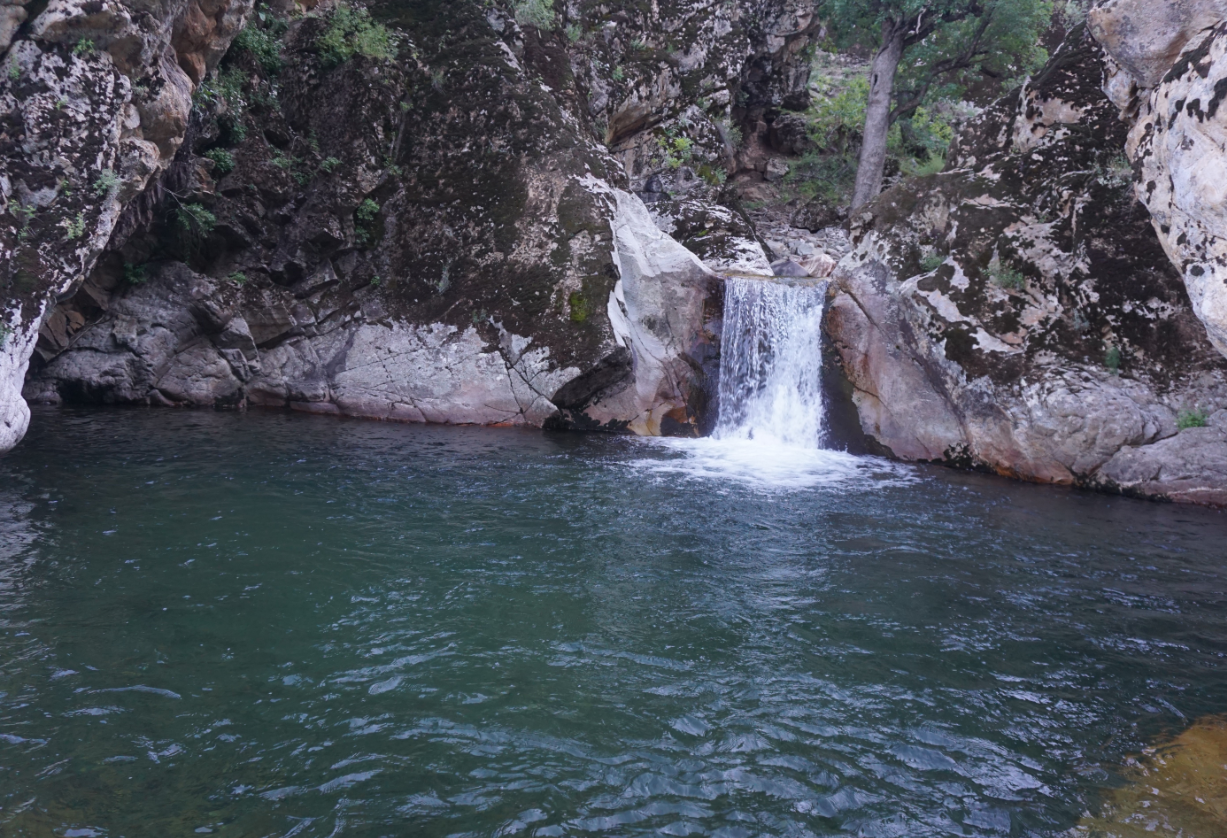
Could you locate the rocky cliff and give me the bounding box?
[825,23,1227,506]
[4,0,823,448]
[1,0,253,450]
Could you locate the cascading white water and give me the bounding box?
[632,275,906,490]
[714,278,827,449]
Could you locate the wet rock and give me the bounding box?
[771,258,809,278]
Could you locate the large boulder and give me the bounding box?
[826,26,1227,505]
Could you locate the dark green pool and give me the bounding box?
[2,408,1226,836]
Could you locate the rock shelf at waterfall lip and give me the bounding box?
[628,437,916,491]
[718,272,831,289]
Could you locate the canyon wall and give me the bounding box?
[5,0,823,448]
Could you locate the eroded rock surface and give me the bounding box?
[826,26,1227,505]
[1091,0,1227,361]
[21,1,741,438]
[1,0,253,450]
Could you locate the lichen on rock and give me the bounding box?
[824,24,1227,505]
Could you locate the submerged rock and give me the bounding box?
[1072,715,1227,836]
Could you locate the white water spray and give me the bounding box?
[715,278,827,448]
[631,277,910,490]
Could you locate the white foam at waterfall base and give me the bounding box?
[631,278,911,491]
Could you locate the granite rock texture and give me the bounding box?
[1,0,253,450]
[20,0,794,440]
[825,26,1227,505]
[1092,1,1227,364]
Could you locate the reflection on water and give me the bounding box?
[1,408,1226,837]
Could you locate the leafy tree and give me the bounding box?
[829,0,1052,209]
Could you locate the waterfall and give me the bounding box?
[631,275,898,491]
[715,278,828,449]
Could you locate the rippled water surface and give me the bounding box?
[3,408,1227,837]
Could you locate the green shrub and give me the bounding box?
[124,263,147,285]
[658,134,693,170]
[73,39,95,57]
[317,5,394,67]
[989,259,1025,290]
[63,212,86,240]
[808,76,870,151]
[228,271,248,285]
[92,170,121,197]
[234,21,284,74]
[902,153,945,177]
[565,23,583,43]
[7,62,18,81]
[204,148,236,175]
[1104,345,1121,372]
[175,202,217,243]
[514,0,554,29]
[321,156,342,173]
[355,198,380,246]
[11,203,35,239]
[1178,409,1209,430]
[0,323,12,350]
[919,253,944,272]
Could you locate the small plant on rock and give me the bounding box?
[919,253,944,272]
[565,23,583,43]
[63,212,86,240]
[93,169,121,197]
[317,4,394,67]
[1178,408,1209,430]
[1104,344,1122,373]
[354,198,380,247]
[513,0,554,29]
[124,263,148,285]
[173,202,217,258]
[7,61,19,81]
[228,271,248,285]
[321,156,342,173]
[234,19,286,74]
[11,203,35,239]
[73,39,95,57]
[205,148,236,175]
[0,323,12,350]
[989,258,1025,290]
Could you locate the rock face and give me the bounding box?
[1,0,254,451]
[1091,0,1227,362]
[21,0,806,442]
[825,25,1227,506]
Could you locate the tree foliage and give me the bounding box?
[828,0,1053,207]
